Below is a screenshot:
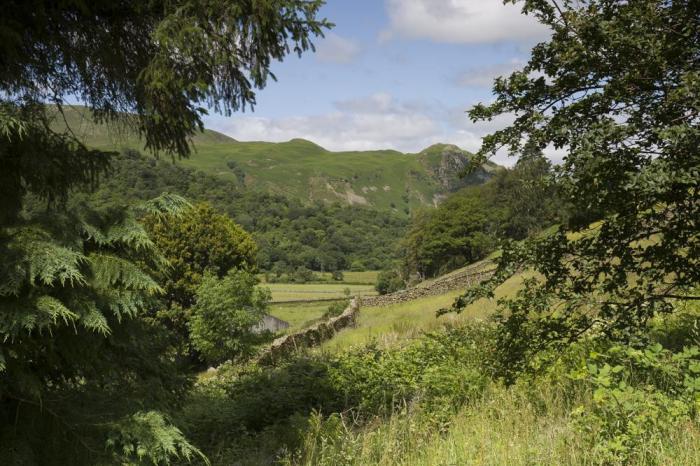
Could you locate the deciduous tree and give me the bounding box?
[445,0,700,381]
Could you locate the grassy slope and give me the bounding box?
[320,270,530,353]
[51,106,492,213]
[298,262,700,465]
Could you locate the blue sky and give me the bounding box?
[204,0,551,165]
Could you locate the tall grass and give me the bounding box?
[287,379,700,466]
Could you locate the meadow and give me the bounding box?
[320,270,529,353]
[268,300,347,333]
[265,283,377,303]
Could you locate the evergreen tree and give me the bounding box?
[0,1,328,462]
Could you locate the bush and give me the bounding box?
[322,301,349,319]
[376,270,404,295]
[292,266,314,283]
[189,270,271,365]
[570,342,700,463]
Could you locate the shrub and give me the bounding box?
[376,270,404,295]
[189,270,271,365]
[570,343,700,463]
[322,301,349,319]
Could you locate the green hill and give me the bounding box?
[51,106,499,213]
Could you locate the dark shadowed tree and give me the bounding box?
[0,1,329,462]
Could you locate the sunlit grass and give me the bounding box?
[292,382,700,466]
[320,272,530,353]
[268,300,346,333]
[265,283,377,303]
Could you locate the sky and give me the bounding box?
[203,0,552,166]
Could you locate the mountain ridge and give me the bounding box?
[51,106,500,213]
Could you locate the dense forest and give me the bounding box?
[1,0,699,465]
[86,149,409,274]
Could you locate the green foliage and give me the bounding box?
[2,1,329,157]
[91,149,410,272]
[1,0,329,461]
[0,194,194,464]
[570,343,700,463]
[327,325,493,417]
[322,300,350,319]
[375,269,405,295]
[447,0,700,376]
[144,203,257,311]
[402,153,561,278]
[190,270,271,365]
[55,106,497,214]
[107,411,208,465]
[402,189,497,278]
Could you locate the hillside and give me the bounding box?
[50,106,499,212]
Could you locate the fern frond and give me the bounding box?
[0,295,79,340]
[0,262,25,296]
[106,411,209,465]
[80,305,111,335]
[79,219,109,246]
[88,253,162,293]
[105,215,157,252]
[28,242,86,287]
[101,289,149,321]
[36,295,80,327]
[136,193,192,220]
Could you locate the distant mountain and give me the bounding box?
[51,106,500,213]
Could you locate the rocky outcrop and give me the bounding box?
[419,144,494,193]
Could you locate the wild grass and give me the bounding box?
[320,272,529,353]
[289,381,700,466]
[268,300,346,333]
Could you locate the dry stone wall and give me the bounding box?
[257,298,359,366]
[361,262,496,308]
[254,261,495,366]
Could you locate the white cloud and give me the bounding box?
[315,33,361,64]
[209,94,439,153]
[454,59,525,87]
[206,94,563,167]
[381,0,549,44]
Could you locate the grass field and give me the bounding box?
[310,270,380,285]
[268,300,347,333]
[320,271,530,353]
[265,283,377,303]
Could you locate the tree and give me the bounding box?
[0,1,329,462]
[144,202,257,359]
[402,191,497,278]
[376,270,405,295]
[488,151,563,240]
[144,203,257,341]
[189,270,270,365]
[444,0,700,381]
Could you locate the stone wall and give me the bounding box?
[257,298,359,366]
[361,262,496,308]
[254,261,495,366]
